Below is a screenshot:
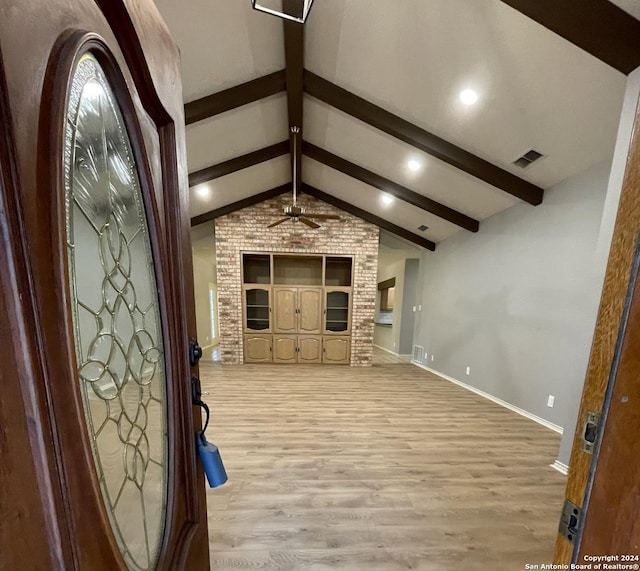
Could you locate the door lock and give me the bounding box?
[581,411,601,454]
[189,339,203,367]
[559,499,581,543]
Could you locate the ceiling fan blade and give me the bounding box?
[305,213,340,220]
[299,217,321,229]
[267,217,290,228]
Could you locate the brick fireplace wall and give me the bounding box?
[215,193,379,366]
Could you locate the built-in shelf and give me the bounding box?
[243,254,270,284]
[274,255,323,285]
[242,252,353,363]
[325,256,352,286]
[242,253,353,287]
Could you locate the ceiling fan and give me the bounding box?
[268,126,340,229]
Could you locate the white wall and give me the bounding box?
[374,255,406,352]
[192,251,217,348]
[414,161,611,465]
[374,252,420,354]
[413,65,640,467]
[191,223,217,349]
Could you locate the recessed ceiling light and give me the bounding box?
[195,185,211,198]
[381,194,393,205]
[408,159,421,172]
[460,89,479,106]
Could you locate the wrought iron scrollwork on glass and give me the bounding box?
[64,53,167,571]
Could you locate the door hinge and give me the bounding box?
[559,499,581,544]
[581,411,601,454]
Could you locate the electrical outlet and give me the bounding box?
[466,366,470,375]
[418,305,422,311]
[431,354,434,362]
[413,306,416,312]
[547,395,555,408]
[393,341,396,348]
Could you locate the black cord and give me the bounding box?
[199,399,210,436]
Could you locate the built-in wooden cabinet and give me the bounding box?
[324,287,351,334]
[323,336,351,364]
[243,286,271,332]
[273,286,322,334]
[244,334,272,362]
[241,253,353,364]
[273,287,296,333]
[299,336,323,363]
[273,334,297,363]
[273,335,323,363]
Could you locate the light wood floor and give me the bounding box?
[199,349,566,570]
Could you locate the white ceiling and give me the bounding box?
[190,156,291,218]
[186,94,288,171]
[155,0,284,102]
[303,96,518,220]
[305,0,625,185]
[155,0,628,249]
[303,157,461,242]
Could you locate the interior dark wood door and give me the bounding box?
[576,241,640,561]
[0,1,209,569]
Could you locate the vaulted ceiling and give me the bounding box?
[153,0,640,250]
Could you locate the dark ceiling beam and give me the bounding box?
[302,184,436,251]
[188,141,289,187]
[184,70,286,125]
[500,0,640,75]
[303,141,479,233]
[304,71,544,206]
[190,184,291,227]
[283,6,305,194]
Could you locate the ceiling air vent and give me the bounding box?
[513,149,543,169]
[417,224,429,232]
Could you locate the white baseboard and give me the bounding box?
[550,460,569,475]
[411,361,564,435]
[373,344,411,357]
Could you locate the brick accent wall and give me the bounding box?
[215,193,379,366]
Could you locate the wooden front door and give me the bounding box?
[0,1,209,569]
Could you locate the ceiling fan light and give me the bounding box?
[251,0,315,23]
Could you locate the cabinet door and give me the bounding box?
[323,336,351,364]
[273,287,297,333]
[244,335,272,362]
[273,335,298,363]
[244,286,271,332]
[298,336,322,363]
[325,288,351,334]
[298,287,322,334]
